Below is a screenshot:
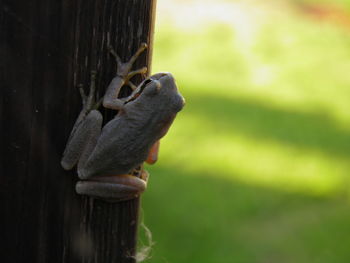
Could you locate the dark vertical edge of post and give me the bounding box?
[0,0,157,262]
[146,0,157,74]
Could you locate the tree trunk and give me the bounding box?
[0,0,156,262]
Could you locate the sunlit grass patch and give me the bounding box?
[153,4,350,124]
[157,112,349,197]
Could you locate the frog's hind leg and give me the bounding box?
[61,110,102,172]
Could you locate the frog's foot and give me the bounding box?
[108,43,148,90]
[75,170,149,202]
[79,70,100,112]
[69,71,101,133]
[125,67,148,90]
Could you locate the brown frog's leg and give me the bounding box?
[146,140,160,164]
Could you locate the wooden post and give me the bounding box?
[0,0,156,262]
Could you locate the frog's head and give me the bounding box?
[125,72,185,113]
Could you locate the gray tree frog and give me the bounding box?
[61,43,185,202]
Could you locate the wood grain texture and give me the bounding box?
[0,0,156,262]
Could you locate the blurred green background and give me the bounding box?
[141,0,350,262]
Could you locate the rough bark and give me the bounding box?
[0,0,156,262]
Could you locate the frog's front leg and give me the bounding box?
[103,43,148,110]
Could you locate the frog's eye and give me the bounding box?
[124,78,159,103]
[142,79,153,88]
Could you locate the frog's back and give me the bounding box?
[81,114,155,178]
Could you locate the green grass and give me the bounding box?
[140,1,350,262]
